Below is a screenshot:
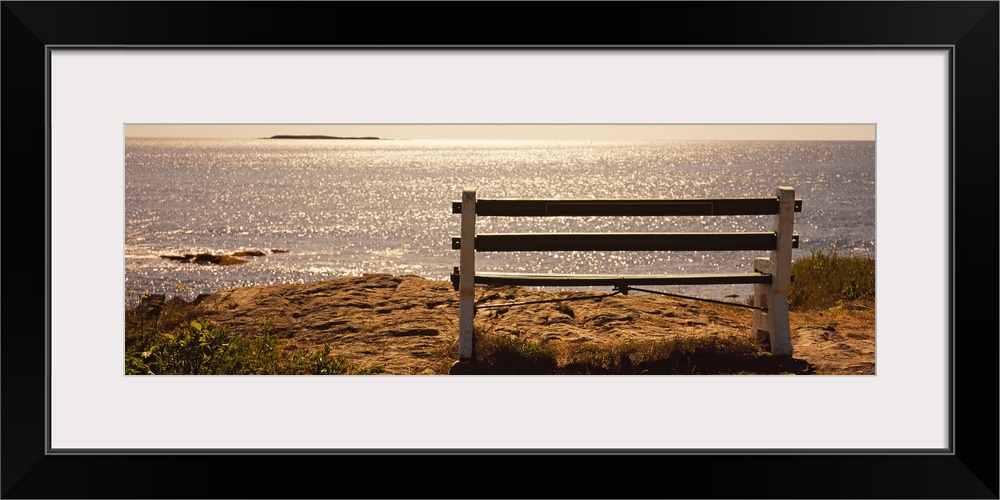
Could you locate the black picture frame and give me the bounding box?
[3,2,997,498]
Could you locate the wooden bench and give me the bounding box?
[450,186,801,372]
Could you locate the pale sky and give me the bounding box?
[125,124,875,141]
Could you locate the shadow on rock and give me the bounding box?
[558,354,816,375]
[630,354,817,375]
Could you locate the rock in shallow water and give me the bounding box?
[159,251,256,265]
[233,250,266,257]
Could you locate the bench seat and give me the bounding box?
[450,271,772,288]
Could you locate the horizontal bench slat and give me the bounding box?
[450,272,773,287]
[452,232,799,251]
[453,198,802,216]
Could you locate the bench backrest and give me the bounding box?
[452,190,801,254]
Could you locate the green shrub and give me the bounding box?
[788,250,875,310]
[125,317,383,375]
[285,344,385,375]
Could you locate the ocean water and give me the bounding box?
[125,138,875,300]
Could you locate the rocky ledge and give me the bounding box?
[178,274,875,375]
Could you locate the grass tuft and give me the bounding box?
[555,335,811,375]
[788,250,875,310]
[471,331,559,375]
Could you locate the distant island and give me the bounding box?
[268,135,381,140]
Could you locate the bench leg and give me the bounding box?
[752,284,793,357]
[451,285,475,374]
[455,188,477,369]
[769,291,793,357]
[457,283,475,358]
[752,282,771,344]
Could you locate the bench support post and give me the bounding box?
[453,188,477,371]
[752,186,794,356]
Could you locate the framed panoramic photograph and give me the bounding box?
[64,54,919,451]
[4,2,997,499]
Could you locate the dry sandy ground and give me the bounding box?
[190,274,875,375]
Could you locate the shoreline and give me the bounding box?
[129,246,877,302]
